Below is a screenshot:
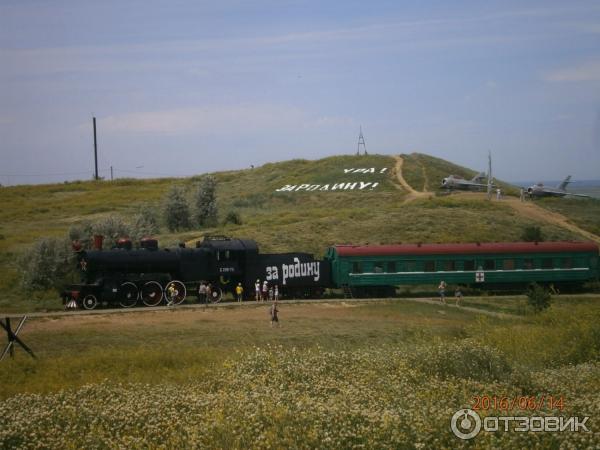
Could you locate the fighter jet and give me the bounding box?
[442,152,497,193]
[527,176,590,198]
[441,173,489,191]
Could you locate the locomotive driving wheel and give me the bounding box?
[209,286,222,303]
[165,280,186,305]
[119,282,138,308]
[82,294,98,310]
[141,281,163,307]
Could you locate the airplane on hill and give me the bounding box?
[527,176,590,198]
[442,154,494,194]
[441,173,490,191]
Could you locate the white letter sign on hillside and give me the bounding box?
[274,168,388,193]
[343,168,388,174]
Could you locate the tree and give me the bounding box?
[19,237,75,290]
[193,175,218,227]
[521,226,544,242]
[131,204,160,241]
[526,282,552,313]
[92,215,131,248]
[163,185,191,232]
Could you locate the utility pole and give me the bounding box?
[356,126,367,155]
[110,166,113,181]
[487,151,493,200]
[93,117,99,180]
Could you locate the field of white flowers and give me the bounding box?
[1,341,598,449]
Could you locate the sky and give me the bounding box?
[1,0,599,185]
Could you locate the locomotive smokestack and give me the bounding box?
[93,235,104,250]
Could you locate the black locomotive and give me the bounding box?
[64,236,330,309]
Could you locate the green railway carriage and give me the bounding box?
[325,241,599,291]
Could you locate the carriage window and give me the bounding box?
[503,259,515,270]
[523,259,534,269]
[387,261,397,273]
[443,261,456,271]
[424,261,435,272]
[541,258,553,269]
[374,263,384,273]
[352,262,363,274]
[484,260,496,270]
[463,260,475,271]
[406,261,417,272]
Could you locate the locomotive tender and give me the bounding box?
[64,236,599,309]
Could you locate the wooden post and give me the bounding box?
[0,316,36,361]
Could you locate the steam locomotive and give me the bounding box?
[63,235,599,309]
[64,236,330,309]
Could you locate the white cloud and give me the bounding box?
[96,105,353,135]
[545,60,600,82]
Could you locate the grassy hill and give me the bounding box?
[1,153,598,312]
[402,152,519,195]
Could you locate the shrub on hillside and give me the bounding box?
[223,211,242,226]
[92,215,131,249]
[521,225,544,242]
[526,283,552,312]
[192,176,218,227]
[19,237,75,290]
[163,185,191,232]
[131,204,160,240]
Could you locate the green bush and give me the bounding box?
[521,225,544,242]
[193,176,218,227]
[163,185,191,232]
[223,211,242,225]
[131,204,160,241]
[18,237,75,290]
[526,282,552,312]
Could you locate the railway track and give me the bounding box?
[4,296,525,320]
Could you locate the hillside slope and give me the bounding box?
[0,153,598,311]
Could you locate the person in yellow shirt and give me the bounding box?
[235,283,244,302]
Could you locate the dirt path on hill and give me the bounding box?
[450,192,600,243]
[393,155,432,203]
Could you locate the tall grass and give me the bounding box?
[470,301,600,369]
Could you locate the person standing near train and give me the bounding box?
[438,280,447,304]
[454,286,463,306]
[236,283,244,302]
[198,282,207,304]
[255,279,261,302]
[270,300,280,327]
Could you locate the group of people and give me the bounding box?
[437,280,463,306]
[198,280,280,326]
[197,282,213,303]
[254,279,279,302]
